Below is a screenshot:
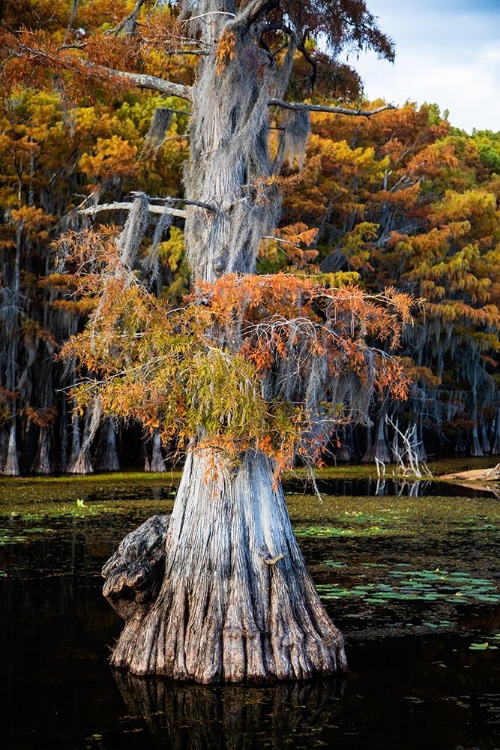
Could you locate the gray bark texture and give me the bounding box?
[103,449,347,682]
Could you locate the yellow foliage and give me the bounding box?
[78,135,138,181]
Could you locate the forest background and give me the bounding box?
[3,0,500,476]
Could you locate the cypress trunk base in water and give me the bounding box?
[103,448,347,683]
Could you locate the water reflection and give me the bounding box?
[288,476,494,498]
[113,670,345,749]
[374,478,433,496]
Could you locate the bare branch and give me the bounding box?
[262,235,301,250]
[297,34,317,90]
[106,0,147,36]
[79,195,218,219]
[98,66,192,101]
[130,193,215,211]
[268,99,396,118]
[9,38,193,102]
[80,202,187,219]
[184,11,236,23]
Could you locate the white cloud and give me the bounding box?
[351,0,500,132]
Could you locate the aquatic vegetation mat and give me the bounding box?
[316,566,500,605]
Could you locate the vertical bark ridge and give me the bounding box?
[106,448,346,682]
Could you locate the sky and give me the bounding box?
[351,0,500,133]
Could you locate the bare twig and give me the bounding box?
[386,415,432,478]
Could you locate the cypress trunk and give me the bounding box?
[32,427,52,474]
[96,418,120,472]
[362,411,391,464]
[4,417,20,476]
[103,449,346,682]
[148,430,165,473]
[470,405,483,457]
[491,408,500,454]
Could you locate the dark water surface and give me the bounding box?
[1,471,499,749]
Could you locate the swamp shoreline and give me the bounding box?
[0,459,499,748]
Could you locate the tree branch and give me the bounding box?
[80,195,218,219]
[130,193,215,211]
[232,0,279,29]
[297,33,317,90]
[105,0,146,36]
[80,202,187,219]
[268,99,396,117]
[10,39,193,102]
[98,66,192,101]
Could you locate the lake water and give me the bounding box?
[0,472,499,749]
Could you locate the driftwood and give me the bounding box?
[102,514,170,620]
[439,463,500,483]
[438,463,500,496]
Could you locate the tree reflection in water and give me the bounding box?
[113,669,346,748]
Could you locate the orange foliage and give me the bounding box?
[62,267,412,470]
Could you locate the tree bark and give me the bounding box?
[4,417,20,476]
[103,448,347,682]
[32,427,52,474]
[362,410,391,463]
[148,429,165,473]
[491,408,500,454]
[67,401,96,474]
[96,418,120,472]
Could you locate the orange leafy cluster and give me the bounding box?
[62,270,412,469]
[215,31,237,75]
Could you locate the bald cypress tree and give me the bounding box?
[98,0,400,683]
[4,0,404,682]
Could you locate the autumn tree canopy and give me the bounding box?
[2,2,500,473]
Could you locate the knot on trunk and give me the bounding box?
[102,514,170,620]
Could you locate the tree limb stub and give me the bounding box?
[264,553,284,565]
[268,99,396,118]
[102,514,170,620]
